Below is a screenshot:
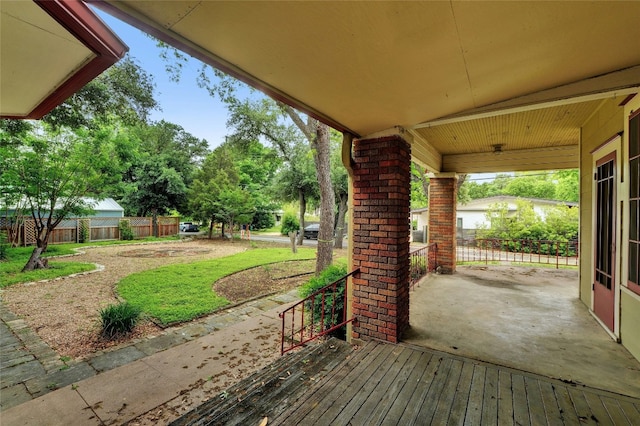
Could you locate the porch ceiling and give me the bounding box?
[0,0,127,119]
[41,2,640,171]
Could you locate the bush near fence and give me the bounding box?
[0,216,179,246]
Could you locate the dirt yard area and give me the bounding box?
[1,239,316,360]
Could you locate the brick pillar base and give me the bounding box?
[351,135,410,343]
[428,176,457,274]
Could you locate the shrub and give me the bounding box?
[252,208,276,230]
[119,220,134,241]
[299,264,348,339]
[280,212,300,236]
[0,231,8,260]
[100,302,141,337]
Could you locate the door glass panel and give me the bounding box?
[595,157,615,290]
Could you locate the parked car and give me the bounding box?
[303,223,319,239]
[180,222,199,232]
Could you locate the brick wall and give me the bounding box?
[428,177,457,273]
[351,135,411,343]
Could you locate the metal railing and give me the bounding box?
[457,238,579,268]
[410,242,438,290]
[279,269,360,355]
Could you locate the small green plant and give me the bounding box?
[100,302,141,337]
[0,231,8,260]
[78,222,90,243]
[118,220,134,241]
[280,212,300,236]
[299,264,348,339]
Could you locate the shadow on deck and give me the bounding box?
[172,338,640,425]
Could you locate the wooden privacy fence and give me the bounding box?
[0,216,179,246]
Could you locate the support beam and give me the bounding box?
[442,145,579,173]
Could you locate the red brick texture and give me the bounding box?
[428,177,457,274]
[351,135,411,343]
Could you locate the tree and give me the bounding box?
[115,120,208,220]
[159,47,337,273]
[1,124,130,270]
[189,146,239,238]
[331,132,349,248]
[43,56,157,129]
[125,157,187,237]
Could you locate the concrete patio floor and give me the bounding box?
[404,265,640,398]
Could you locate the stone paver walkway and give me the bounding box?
[0,290,299,413]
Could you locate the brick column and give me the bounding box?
[351,135,411,343]
[428,175,457,274]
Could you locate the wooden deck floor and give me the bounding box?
[272,341,640,425]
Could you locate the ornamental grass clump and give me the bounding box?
[100,302,141,338]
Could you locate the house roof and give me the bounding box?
[411,196,578,214]
[88,1,640,173]
[457,196,578,211]
[87,197,124,212]
[0,0,127,119]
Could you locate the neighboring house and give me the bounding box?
[2,197,125,219]
[85,198,125,218]
[412,196,578,240]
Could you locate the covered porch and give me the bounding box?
[172,269,640,424]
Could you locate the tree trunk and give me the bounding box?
[288,231,297,253]
[151,208,159,238]
[208,219,214,239]
[334,193,348,249]
[313,123,335,275]
[297,190,306,246]
[22,247,48,271]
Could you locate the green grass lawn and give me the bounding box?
[0,236,179,288]
[117,248,317,325]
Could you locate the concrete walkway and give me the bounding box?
[404,266,640,398]
[0,290,298,425]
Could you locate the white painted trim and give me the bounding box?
[622,286,640,303]
[591,135,622,339]
[413,86,640,129]
[589,310,621,342]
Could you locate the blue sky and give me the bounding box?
[96,10,232,148]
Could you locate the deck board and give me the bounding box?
[601,396,632,425]
[341,347,413,426]
[446,360,475,426]
[174,339,640,426]
[430,358,464,425]
[525,376,547,426]
[582,391,614,425]
[567,389,599,425]
[617,399,640,423]
[512,374,531,426]
[378,351,433,425]
[398,354,444,424]
[538,381,563,425]
[497,369,514,425]
[463,364,486,425]
[482,366,499,425]
[304,343,395,424]
[355,348,419,425]
[553,384,580,426]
